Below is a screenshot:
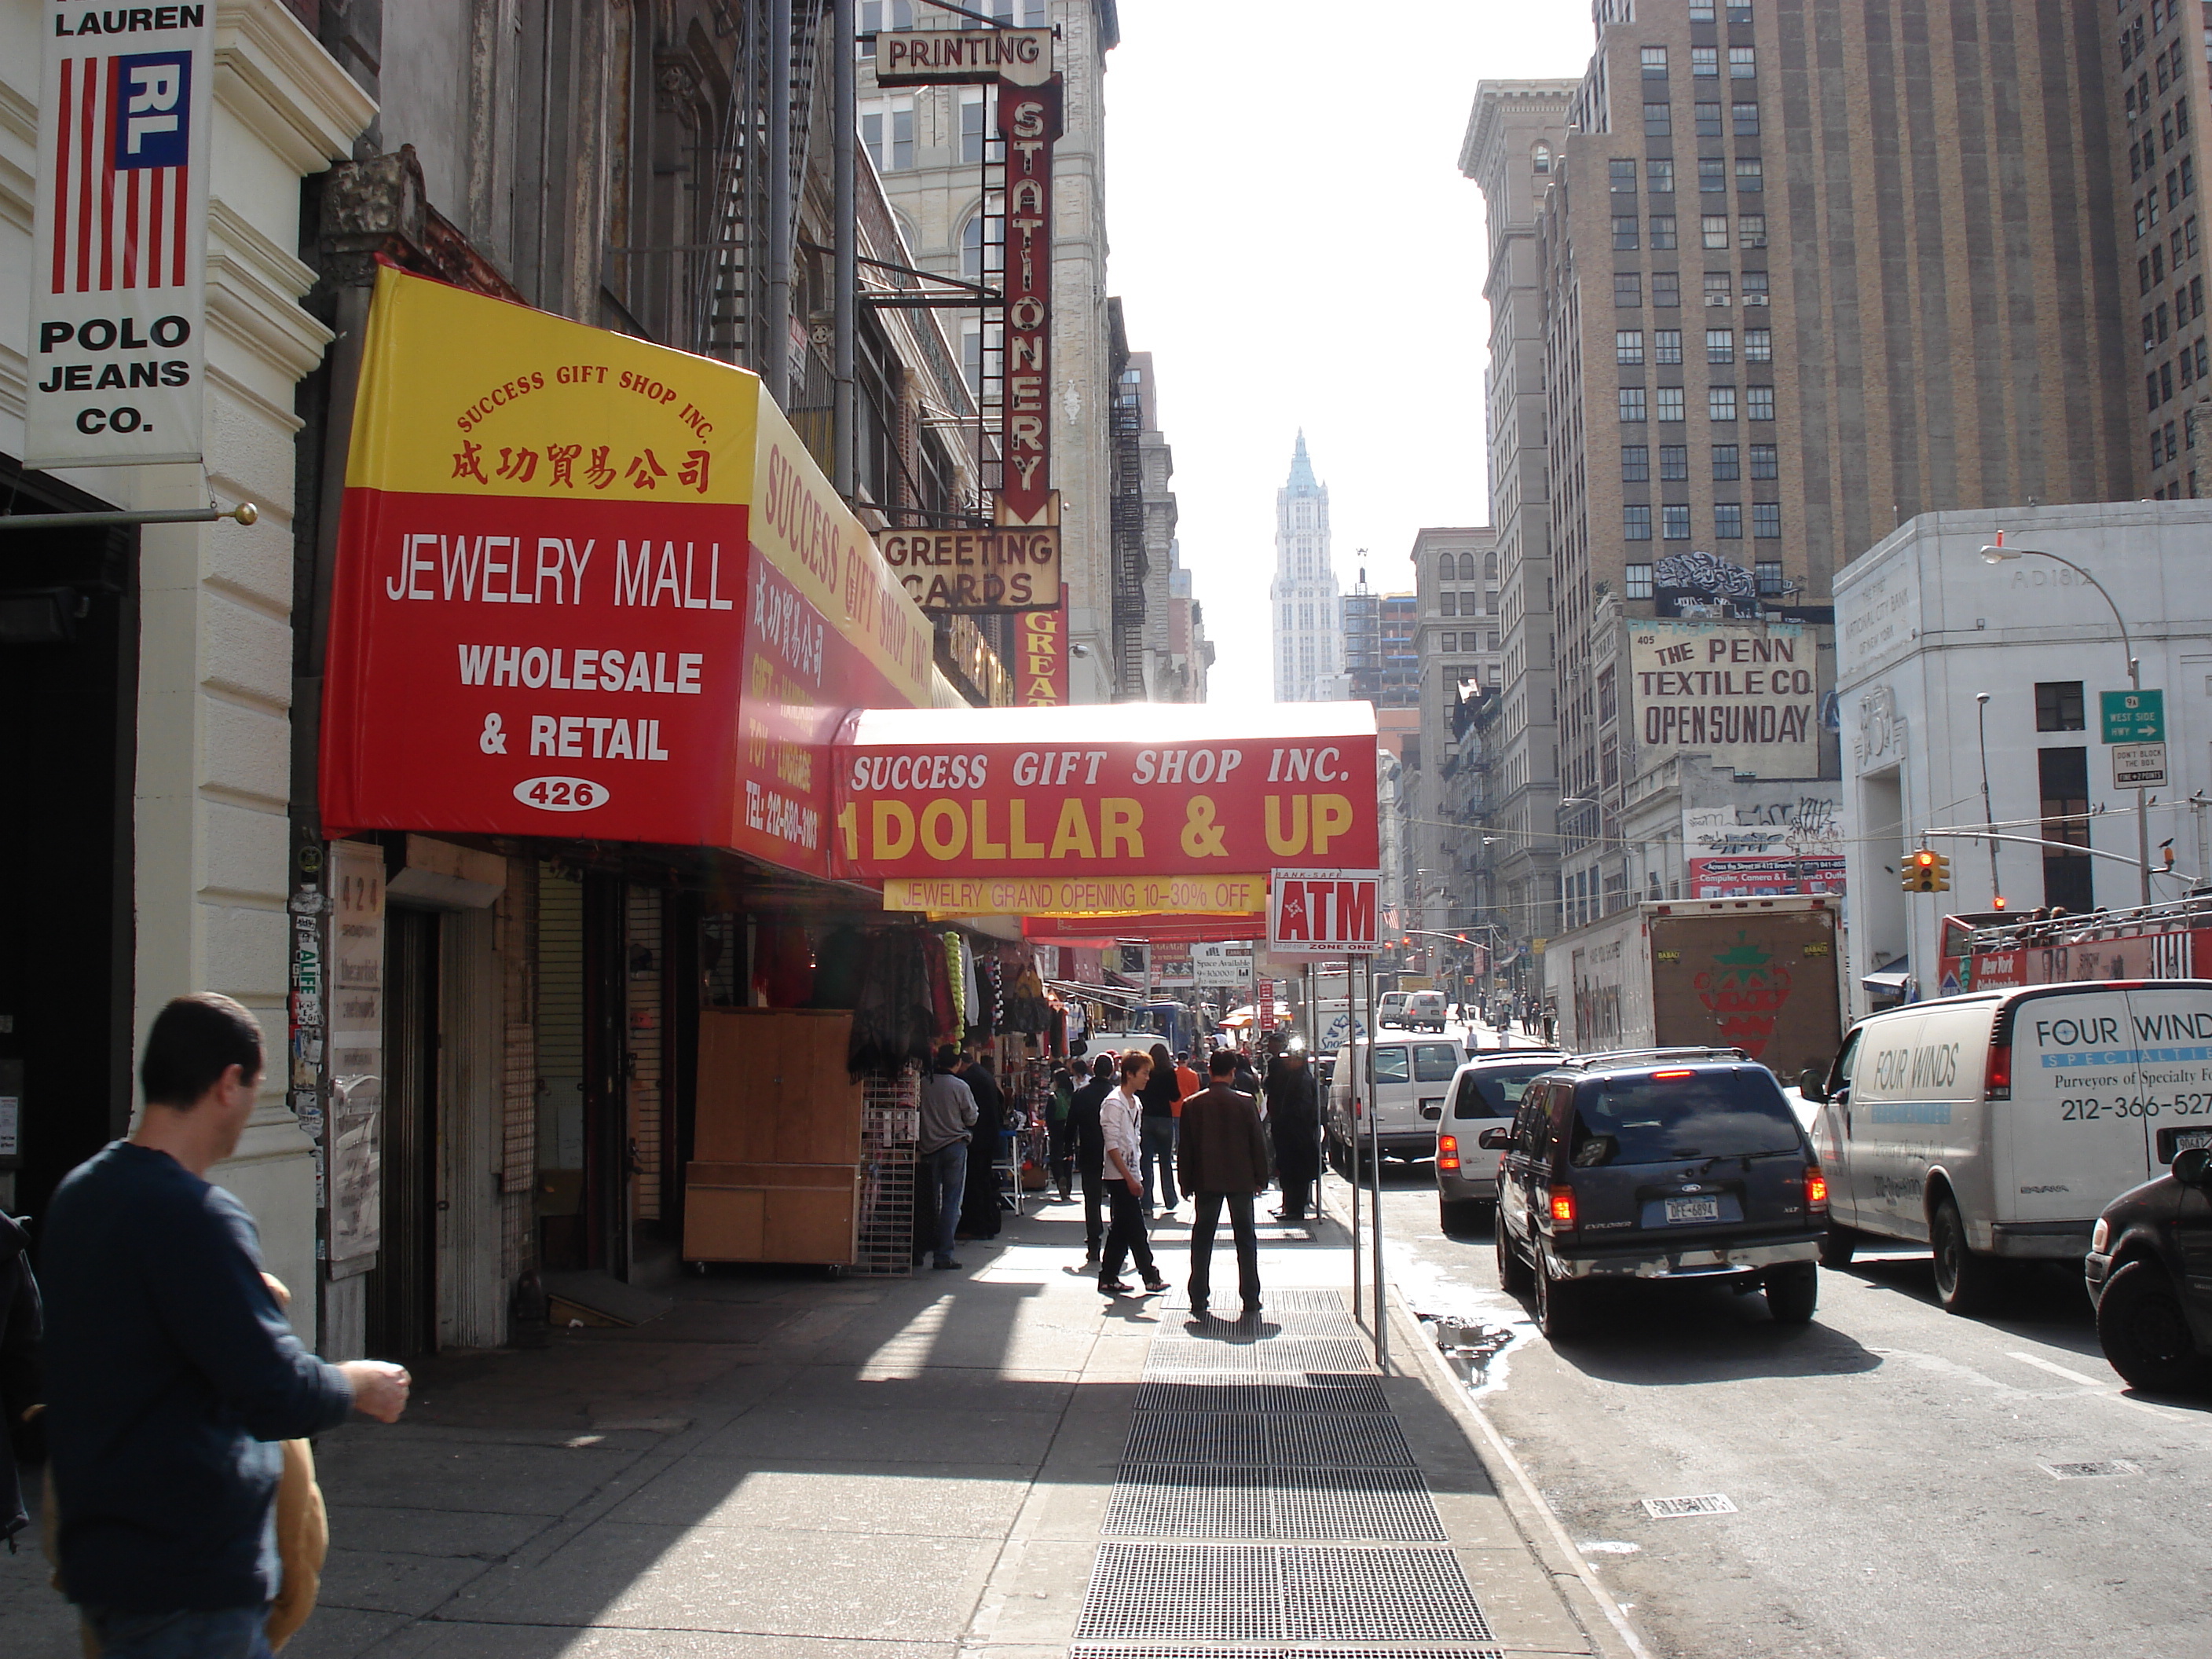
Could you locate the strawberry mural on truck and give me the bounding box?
[1694,932,1792,1057]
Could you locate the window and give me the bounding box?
[1619,387,1648,422]
[1700,156,1728,193]
[2034,681,2086,732]
[1712,443,1741,479]
[1646,101,1672,136]
[961,200,1004,283]
[1654,272,1681,306]
[2195,275,2206,317]
[1439,632,1456,653]
[1613,214,1641,250]
[1648,158,1675,193]
[1621,444,1650,482]
[1440,591,1458,617]
[1742,270,1770,303]
[2141,196,2154,238]
[983,0,1046,20]
[1690,2,1716,20]
[1736,156,1763,192]
[958,90,989,164]
[2188,214,2200,256]
[2040,745,2093,911]
[2185,155,2196,196]
[2155,243,2168,281]
[1610,157,1639,193]
[1625,563,1655,599]
[1746,385,1776,420]
[1733,101,1760,136]
[1692,46,1719,78]
[1739,213,1768,245]
[1459,551,1478,580]
[1707,327,1735,363]
[1709,385,1738,420]
[1650,214,1679,248]
[1752,502,1782,537]
[2148,368,2163,412]
[1437,553,1459,584]
[859,0,914,39]
[1533,142,1552,173]
[1754,559,1784,595]
[860,95,916,172]
[1615,272,1643,307]
[1642,45,1669,77]
[1654,328,1684,364]
[1657,386,1686,422]
[1705,271,1733,304]
[1715,503,1744,538]
[1624,504,1654,540]
[1745,326,1772,361]
[1702,214,1732,248]
[1697,101,1724,136]
[1749,442,1778,478]
[1727,0,1752,20]
[1662,504,1692,539]
[1659,444,1690,481]
[2161,301,2173,341]
[1730,46,1757,77]
[2143,255,2156,296]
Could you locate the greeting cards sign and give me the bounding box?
[320,264,932,875]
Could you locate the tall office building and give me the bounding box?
[1470,1,2144,947]
[1271,434,1343,702]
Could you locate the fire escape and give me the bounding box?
[1107,298,1147,700]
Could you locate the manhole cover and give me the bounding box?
[1641,1493,1738,1518]
[2040,1460,2142,1479]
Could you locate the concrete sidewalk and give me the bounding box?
[0,1185,1634,1659]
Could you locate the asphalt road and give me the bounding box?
[1344,1144,2212,1659]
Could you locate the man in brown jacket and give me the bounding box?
[1174,1050,1273,1320]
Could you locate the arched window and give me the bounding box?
[1533,143,1552,173]
[1438,552,1456,584]
[960,197,1004,285]
[1458,551,1478,580]
[1485,552,1499,580]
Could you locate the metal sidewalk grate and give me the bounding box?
[1133,1377,1390,1415]
[1105,1466,1446,1542]
[1159,1289,1353,1313]
[1144,1338,1375,1375]
[1072,1649,1503,1659]
[1078,1546,1491,1642]
[1167,1309,1364,1336]
[1125,1412,1414,1469]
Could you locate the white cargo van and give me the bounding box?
[1405,991,1448,1031]
[1807,980,2212,1313]
[1325,1034,1468,1165]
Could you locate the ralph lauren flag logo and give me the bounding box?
[48,49,192,295]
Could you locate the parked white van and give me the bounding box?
[1325,1035,1468,1166]
[1805,980,2212,1313]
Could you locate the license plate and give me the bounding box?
[2160,1127,2212,1162]
[1419,1097,1444,1119]
[1665,1196,1720,1223]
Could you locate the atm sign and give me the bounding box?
[1269,868,1381,957]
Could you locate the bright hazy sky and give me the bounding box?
[1104,1,1594,704]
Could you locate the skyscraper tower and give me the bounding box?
[1270,433,1342,701]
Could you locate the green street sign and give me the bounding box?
[2100,687,2164,744]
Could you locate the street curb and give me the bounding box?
[1383,1281,1656,1659]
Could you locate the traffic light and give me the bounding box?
[1901,849,1952,892]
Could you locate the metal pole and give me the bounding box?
[1364,953,1386,1370]
[764,0,793,411]
[832,0,858,500]
[1976,694,2001,904]
[2133,654,2152,906]
[1347,960,1361,1324]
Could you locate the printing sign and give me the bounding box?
[28,3,215,466]
[874,27,1053,86]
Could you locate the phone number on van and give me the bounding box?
[2059,1094,2212,1121]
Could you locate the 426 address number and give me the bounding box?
[514,775,608,812]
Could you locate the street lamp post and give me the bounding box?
[1975,693,2002,906]
[1978,540,2150,906]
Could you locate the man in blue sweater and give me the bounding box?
[42,993,411,1657]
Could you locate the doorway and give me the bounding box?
[368,906,440,1358]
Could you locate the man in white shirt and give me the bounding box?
[1098,1050,1167,1295]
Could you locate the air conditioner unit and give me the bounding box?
[1743,293,1770,306]
[1742,234,1767,247]
[1705,295,1731,306]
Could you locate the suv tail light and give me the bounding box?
[1548,1185,1577,1226]
[1651,1068,1695,1079]
[1804,1166,1828,1213]
[1437,1133,1460,1172]
[1985,1037,2012,1102]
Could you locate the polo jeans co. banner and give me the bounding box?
[830,704,1379,916]
[320,265,932,873]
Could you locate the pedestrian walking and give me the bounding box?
[0,1205,40,1557]
[958,1050,1006,1240]
[1176,1051,1273,1320]
[1139,1041,1181,1214]
[41,992,410,1659]
[1266,1046,1323,1224]
[1098,1050,1167,1296]
[915,1045,979,1270]
[1045,1064,1075,1202]
[1068,1054,1115,1264]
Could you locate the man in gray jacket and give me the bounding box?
[915,1045,979,1270]
[1175,1051,1273,1320]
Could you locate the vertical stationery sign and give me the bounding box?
[27,3,214,467]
